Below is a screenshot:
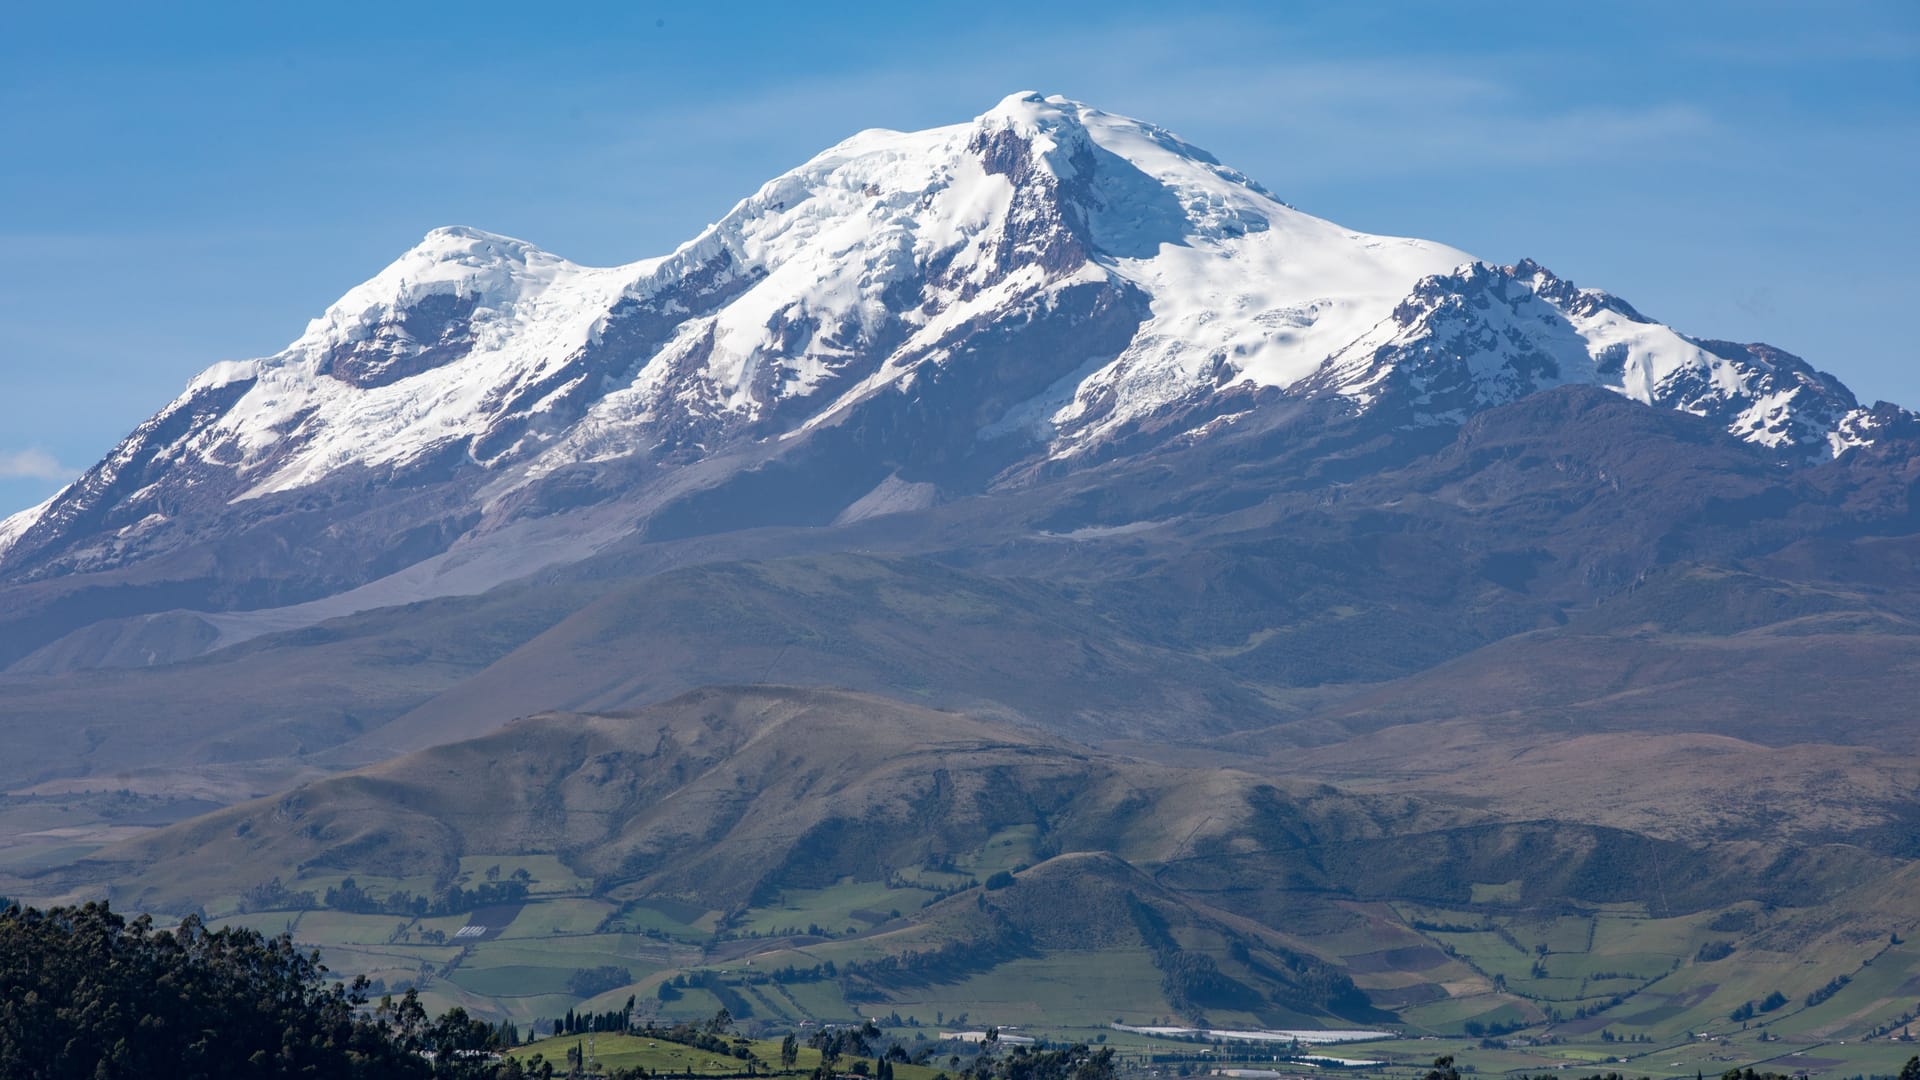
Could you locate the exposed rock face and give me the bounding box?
[0,375,259,583]
[1306,259,1880,458]
[321,292,481,389]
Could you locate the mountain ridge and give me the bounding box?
[1,93,1897,643]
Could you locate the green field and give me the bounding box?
[177,832,1920,1080]
[603,897,719,939]
[215,874,1920,1079]
[456,854,594,896]
[449,963,584,998]
[730,879,939,938]
[496,898,618,938]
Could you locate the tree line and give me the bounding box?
[538,996,637,1039]
[236,874,532,917]
[0,901,522,1078]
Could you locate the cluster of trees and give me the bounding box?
[239,874,534,917]
[542,996,636,1037]
[566,965,634,998]
[773,924,846,939]
[951,1043,1115,1080]
[1410,918,1487,933]
[1225,938,1370,1016]
[768,961,838,983]
[1124,896,1260,1021]
[239,876,317,912]
[807,1020,881,1070]
[1696,941,1736,962]
[1864,1000,1920,1039]
[324,876,530,917]
[1708,909,1759,933]
[1461,1019,1524,1037]
[532,1001,750,1042]
[0,901,522,1078]
[1730,990,1789,1022]
[797,1020,980,1080]
[1542,994,1629,1023]
[1806,973,1852,1008]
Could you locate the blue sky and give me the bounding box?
[2,1,1916,515]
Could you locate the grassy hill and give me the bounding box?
[4,684,1910,1079]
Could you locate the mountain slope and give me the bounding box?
[0,93,1903,671]
[51,686,1460,914]
[9,384,1920,795]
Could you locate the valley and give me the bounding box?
[6,682,1914,1078]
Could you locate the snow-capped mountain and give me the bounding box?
[0,92,1900,629]
[1304,258,1879,455]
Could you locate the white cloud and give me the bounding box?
[0,448,74,481]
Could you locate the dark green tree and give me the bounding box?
[0,901,429,1079]
[781,1033,801,1070]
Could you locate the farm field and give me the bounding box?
[730,880,940,938]
[183,843,1920,1080]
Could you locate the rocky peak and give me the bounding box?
[1315,259,1893,458]
[962,100,1098,282]
[969,92,1100,181]
[1503,257,1649,322]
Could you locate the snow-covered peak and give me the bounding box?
[13,93,1477,528]
[971,91,1098,180]
[979,89,1066,127]
[4,92,1896,594]
[1308,258,1879,456]
[292,226,569,359]
[184,227,565,400]
[162,224,639,496]
[350,224,560,305]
